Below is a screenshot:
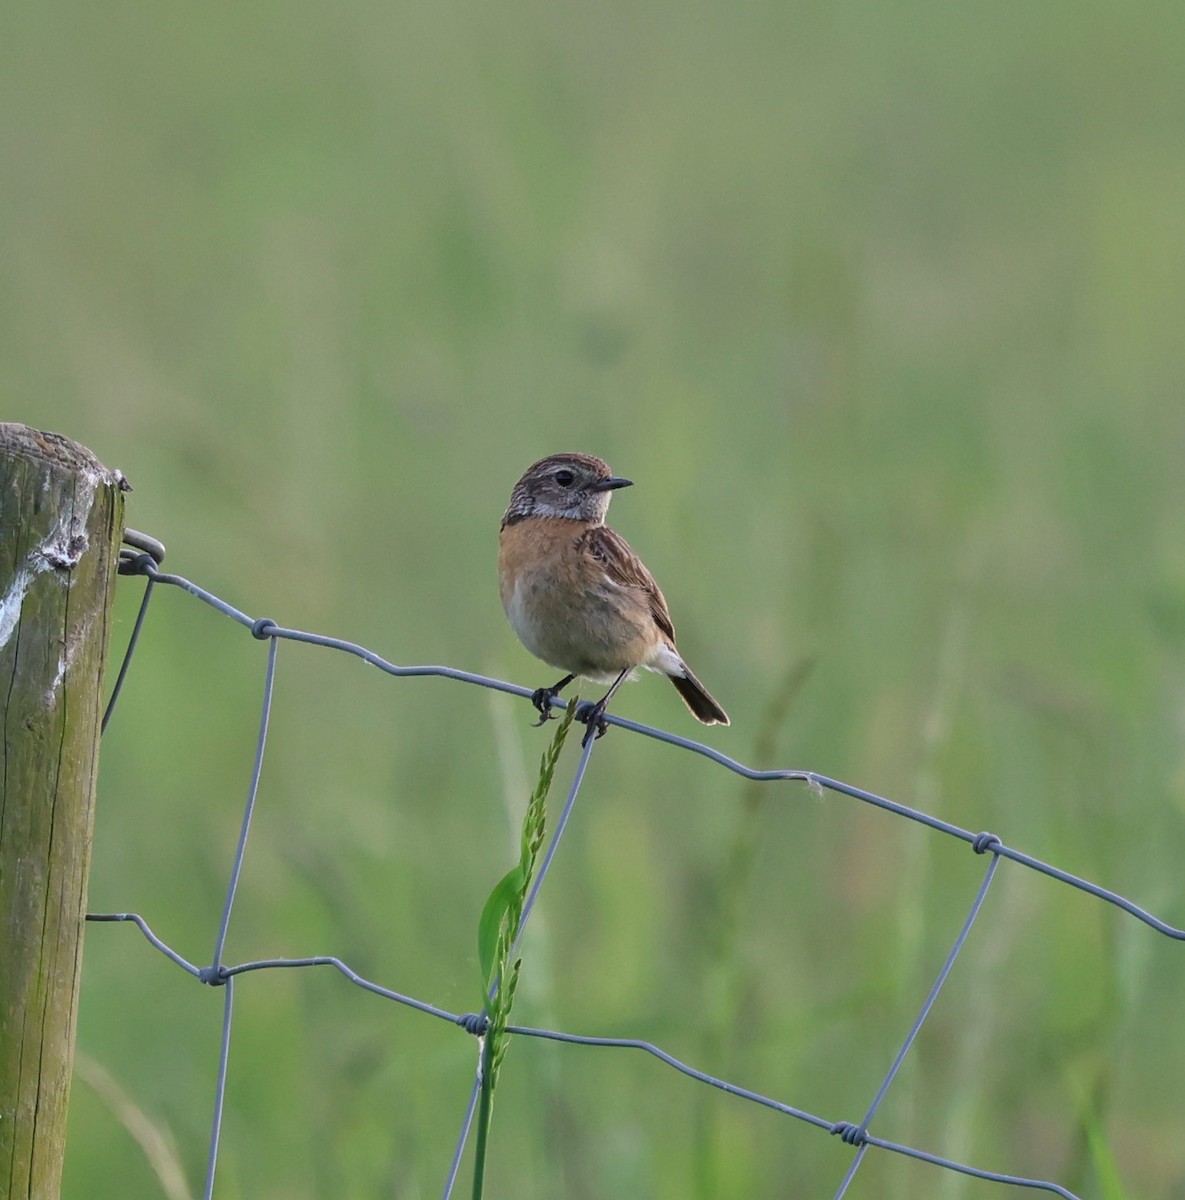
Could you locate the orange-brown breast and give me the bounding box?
[498,517,663,678]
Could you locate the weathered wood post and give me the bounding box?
[0,424,127,1198]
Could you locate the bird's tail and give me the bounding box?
[670,665,729,726]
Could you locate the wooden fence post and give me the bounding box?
[0,424,127,1198]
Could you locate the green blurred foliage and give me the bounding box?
[3,0,1185,1195]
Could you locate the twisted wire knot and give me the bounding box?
[118,550,158,577]
[830,1121,868,1146]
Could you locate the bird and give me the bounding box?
[498,452,729,741]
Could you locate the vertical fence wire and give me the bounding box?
[209,634,279,973]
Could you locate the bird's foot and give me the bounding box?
[575,699,610,746]
[530,674,576,727]
[531,687,560,726]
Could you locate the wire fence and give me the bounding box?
[87,530,1185,1200]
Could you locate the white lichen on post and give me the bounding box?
[0,424,127,1199]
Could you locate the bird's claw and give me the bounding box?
[531,687,558,726]
[575,700,610,746]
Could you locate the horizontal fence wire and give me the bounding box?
[88,534,1185,1200]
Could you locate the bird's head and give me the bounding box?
[501,453,633,527]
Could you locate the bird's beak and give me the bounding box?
[591,476,633,492]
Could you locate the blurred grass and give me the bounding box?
[3,0,1185,1195]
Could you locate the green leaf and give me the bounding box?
[477,866,524,993]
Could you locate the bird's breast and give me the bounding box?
[498,518,657,676]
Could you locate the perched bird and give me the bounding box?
[498,452,729,740]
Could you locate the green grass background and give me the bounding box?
[4,0,1185,1196]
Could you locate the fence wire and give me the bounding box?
[86,532,1185,1200]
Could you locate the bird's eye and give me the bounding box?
[554,469,575,487]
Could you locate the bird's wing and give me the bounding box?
[579,524,676,643]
